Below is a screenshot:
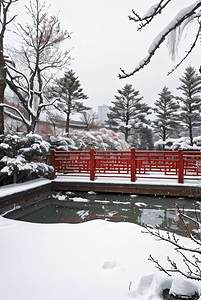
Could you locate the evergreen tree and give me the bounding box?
[153,86,180,147]
[106,84,151,142]
[131,127,154,150]
[51,70,90,135]
[177,65,201,145]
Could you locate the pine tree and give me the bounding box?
[106,84,151,142]
[153,86,180,147]
[131,127,154,150]
[51,70,90,135]
[138,127,154,150]
[177,65,201,145]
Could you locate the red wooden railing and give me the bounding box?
[50,149,201,183]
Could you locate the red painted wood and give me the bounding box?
[178,149,184,183]
[90,148,95,181]
[131,148,136,182]
[50,149,55,180]
[50,149,201,183]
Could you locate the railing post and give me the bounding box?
[178,149,184,184]
[131,148,136,182]
[50,149,55,180]
[90,148,95,181]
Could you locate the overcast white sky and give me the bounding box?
[6,0,201,114]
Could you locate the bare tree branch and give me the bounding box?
[5,0,71,132]
[144,200,201,281]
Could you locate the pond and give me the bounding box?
[4,190,200,236]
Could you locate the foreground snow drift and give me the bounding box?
[0,216,200,300]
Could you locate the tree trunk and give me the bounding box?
[66,99,71,137]
[0,40,6,134]
[189,121,193,146]
[29,116,37,133]
[162,127,166,150]
[125,128,128,142]
[66,112,70,137]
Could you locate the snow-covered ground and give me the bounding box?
[55,174,201,186]
[1,178,201,299]
[0,178,50,198]
[0,216,201,300]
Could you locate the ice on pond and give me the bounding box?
[130,194,138,198]
[135,202,147,207]
[58,195,66,201]
[76,210,89,219]
[72,197,90,203]
[95,200,110,204]
[88,191,96,195]
[66,191,75,195]
[113,201,131,205]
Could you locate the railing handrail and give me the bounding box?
[50,148,201,183]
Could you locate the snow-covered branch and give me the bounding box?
[119,1,201,78]
[129,1,171,31]
[38,98,59,110]
[167,22,201,75]
[0,103,31,127]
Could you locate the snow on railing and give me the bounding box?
[50,149,201,184]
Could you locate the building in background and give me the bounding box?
[97,104,109,124]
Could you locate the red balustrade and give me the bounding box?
[50,149,201,183]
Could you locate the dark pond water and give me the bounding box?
[4,191,200,235]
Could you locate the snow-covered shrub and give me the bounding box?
[0,128,129,185]
[0,132,53,185]
[155,136,201,151]
[0,155,53,179]
[45,135,77,151]
[0,132,51,158]
[70,128,130,151]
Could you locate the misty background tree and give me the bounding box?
[177,65,201,146]
[50,70,90,135]
[119,1,201,78]
[0,0,19,134]
[3,0,71,132]
[153,86,180,148]
[80,110,99,131]
[106,84,151,143]
[131,127,154,150]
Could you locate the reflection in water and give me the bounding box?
[4,191,199,236]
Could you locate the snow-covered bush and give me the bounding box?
[0,132,50,158]
[0,132,53,185]
[70,128,130,151]
[155,136,201,151]
[45,135,77,151]
[0,155,53,178]
[0,128,129,185]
